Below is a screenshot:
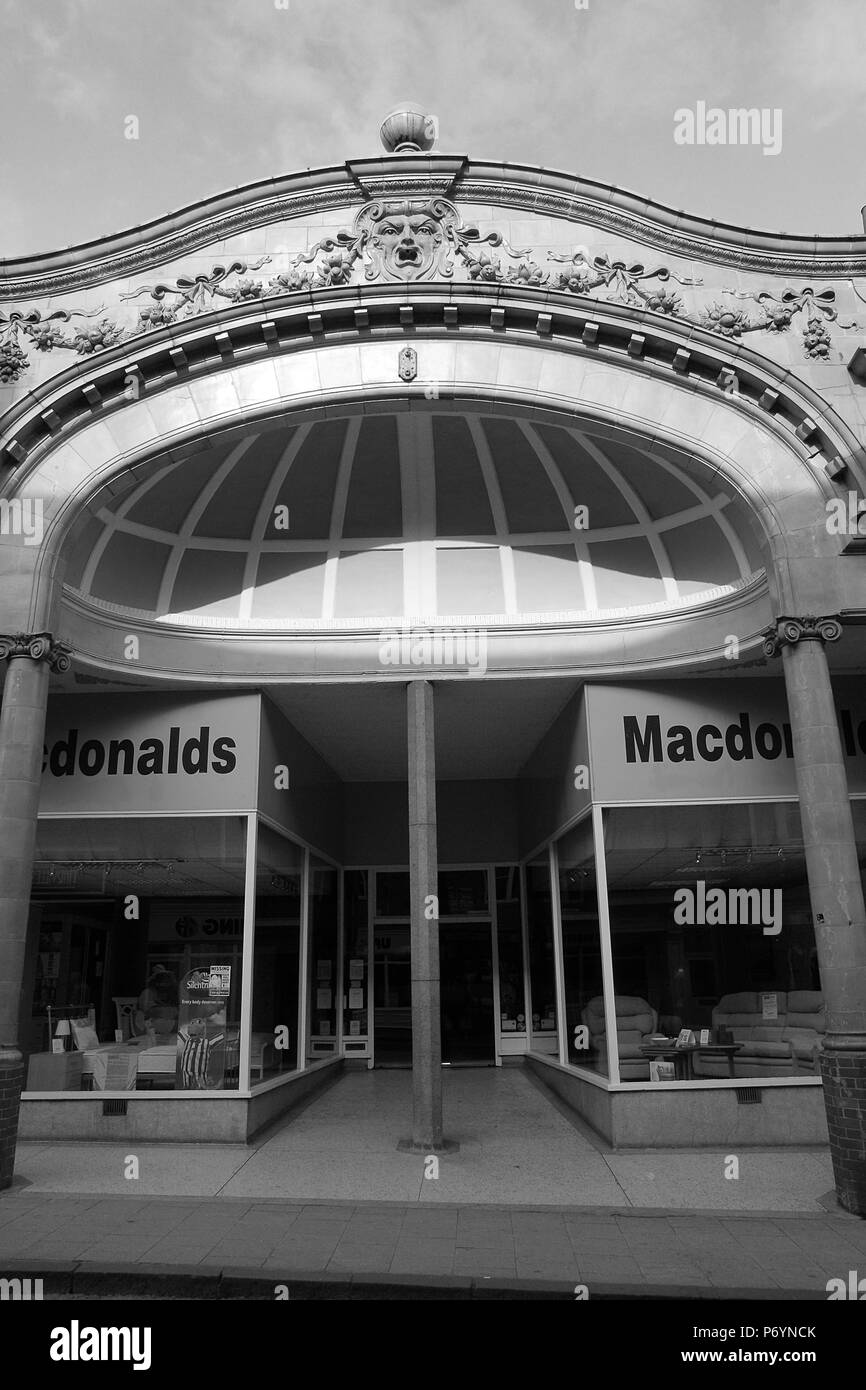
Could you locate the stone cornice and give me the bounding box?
[3,157,866,300]
[762,614,844,657]
[0,633,71,669]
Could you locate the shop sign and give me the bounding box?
[39,693,259,815]
[586,679,866,802]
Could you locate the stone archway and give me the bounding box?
[1,293,866,1210]
[1,306,858,642]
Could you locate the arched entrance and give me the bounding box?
[2,281,866,1210]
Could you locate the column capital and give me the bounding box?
[762,614,843,659]
[0,632,71,672]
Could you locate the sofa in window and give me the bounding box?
[781,991,825,1075]
[691,991,824,1078]
[581,996,658,1080]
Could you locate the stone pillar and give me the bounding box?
[407,679,442,1150]
[0,633,69,1189]
[764,615,866,1215]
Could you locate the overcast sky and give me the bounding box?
[1,0,864,257]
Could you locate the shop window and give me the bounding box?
[525,856,557,1047]
[308,858,339,1056]
[602,803,820,1083]
[27,816,246,1093]
[556,818,605,1076]
[438,869,488,916]
[251,824,303,1085]
[852,800,866,896]
[495,866,525,1035]
[376,871,410,918]
[343,871,369,1049]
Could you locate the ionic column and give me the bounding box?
[407,679,443,1150]
[0,633,69,1189]
[764,615,866,1215]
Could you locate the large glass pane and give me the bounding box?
[440,922,496,1063]
[438,869,488,916]
[525,855,557,1049]
[603,803,818,1083]
[495,866,525,1035]
[376,871,410,918]
[853,800,866,888]
[308,857,339,1057]
[343,871,370,1055]
[556,818,605,1076]
[373,869,412,1064]
[252,823,303,1085]
[27,816,246,1093]
[373,923,412,1064]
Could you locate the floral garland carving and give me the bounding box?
[0,260,272,384]
[121,257,272,329]
[697,286,856,359]
[0,306,122,383]
[0,210,862,385]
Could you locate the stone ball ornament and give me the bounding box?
[379,103,438,154]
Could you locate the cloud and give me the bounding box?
[1,0,864,249]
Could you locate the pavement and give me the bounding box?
[2,1067,863,1299]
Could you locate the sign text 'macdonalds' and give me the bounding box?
[624,709,866,765]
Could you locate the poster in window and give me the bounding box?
[176,962,232,1090]
[761,992,778,1021]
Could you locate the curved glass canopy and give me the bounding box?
[62,408,764,628]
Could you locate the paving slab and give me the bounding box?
[14,1142,250,1195]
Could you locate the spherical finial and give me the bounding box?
[379,103,437,154]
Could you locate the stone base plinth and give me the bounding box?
[397,1138,460,1154]
[0,1046,24,1190]
[821,1048,866,1217]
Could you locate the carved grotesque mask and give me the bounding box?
[363,202,450,282]
[373,214,442,278]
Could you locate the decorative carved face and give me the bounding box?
[368,210,446,281]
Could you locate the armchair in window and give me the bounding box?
[222,1033,276,1085]
[581,996,658,1080]
[782,991,825,1075]
[250,1032,275,1081]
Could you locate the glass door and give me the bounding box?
[373,868,412,1065]
[440,922,496,1064]
[373,924,412,1065]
